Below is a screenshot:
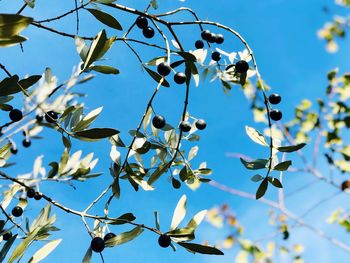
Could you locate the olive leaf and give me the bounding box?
[148,163,168,185]
[28,239,62,263]
[256,177,268,199]
[268,177,283,188]
[186,210,207,229]
[144,67,170,87]
[82,247,92,263]
[170,195,187,230]
[0,234,17,262]
[240,158,268,170]
[108,213,136,225]
[75,128,119,140]
[245,126,269,147]
[0,14,33,38]
[86,8,122,30]
[178,242,224,255]
[273,160,292,171]
[105,226,143,247]
[277,143,306,153]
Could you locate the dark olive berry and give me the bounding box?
[3,232,12,241]
[34,192,42,200]
[10,147,17,154]
[172,177,181,189]
[143,26,155,38]
[136,16,148,29]
[341,180,350,191]
[22,139,31,148]
[152,115,166,129]
[215,34,224,44]
[179,121,191,132]
[104,232,116,242]
[9,109,23,122]
[158,234,171,248]
[45,111,58,123]
[268,94,282,105]
[211,51,221,62]
[208,33,217,43]
[12,206,23,217]
[201,30,211,41]
[36,114,44,122]
[195,40,204,49]
[27,188,35,198]
[195,119,207,130]
[174,72,186,84]
[283,230,289,240]
[269,109,282,121]
[235,60,249,74]
[157,63,171,76]
[91,237,105,253]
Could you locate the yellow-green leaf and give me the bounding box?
[86,9,122,30]
[0,14,33,38]
[170,195,187,230]
[29,239,62,263]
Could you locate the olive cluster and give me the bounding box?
[152,115,207,132]
[1,188,42,241]
[90,233,172,253]
[8,110,58,154]
[268,94,283,121]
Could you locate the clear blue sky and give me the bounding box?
[1,0,350,262]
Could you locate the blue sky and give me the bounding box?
[1,0,350,262]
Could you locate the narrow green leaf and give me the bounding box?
[8,228,40,263]
[240,158,268,170]
[111,176,120,199]
[144,67,170,87]
[188,146,198,161]
[47,162,59,178]
[130,175,154,191]
[178,242,224,255]
[148,163,168,185]
[245,126,268,147]
[277,143,306,153]
[0,234,17,262]
[29,239,62,263]
[186,210,207,229]
[74,36,88,62]
[109,213,136,225]
[251,174,264,182]
[89,65,119,74]
[0,143,11,157]
[268,177,283,188]
[0,35,27,47]
[105,226,143,247]
[0,14,33,38]
[0,75,41,96]
[75,128,119,140]
[74,107,103,132]
[256,178,268,199]
[179,166,188,182]
[177,51,197,62]
[170,195,187,230]
[273,160,292,171]
[167,227,195,241]
[154,211,160,230]
[83,30,108,70]
[86,8,122,30]
[150,0,158,9]
[82,247,92,263]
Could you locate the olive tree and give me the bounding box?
[0,0,349,262]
